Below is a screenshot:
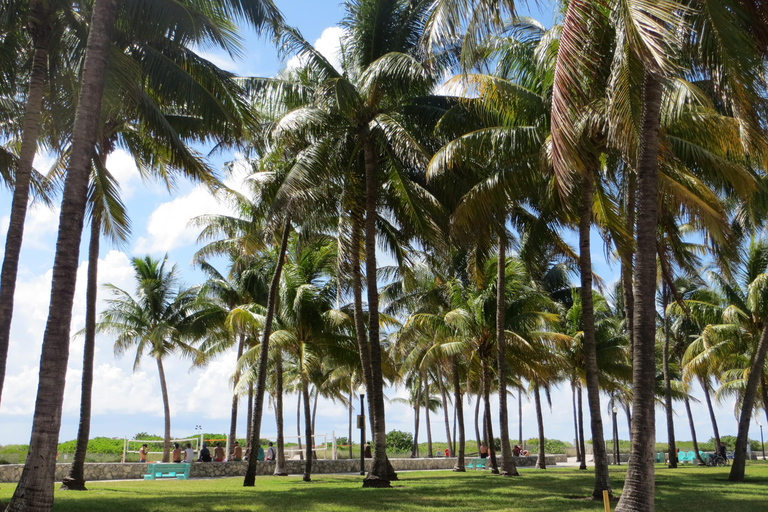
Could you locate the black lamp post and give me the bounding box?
[760,422,765,461]
[612,406,619,465]
[359,391,366,475]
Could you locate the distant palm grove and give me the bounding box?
[1,0,768,511]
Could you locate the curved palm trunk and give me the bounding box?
[702,379,720,448]
[578,385,587,470]
[274,351,287,476]
[0,7,51,408]
[362,139,392,486]
[425,374,433,458]
[572,384,581,463]
[533,385,546,469]
[302,376,313,481]
[481,357,499,473]
[412,374,422,457]
[579,172,611,497]
[61,215,101,490]
[616,70,663,512]
[297,390,303,461]
[683,394,705,465]
[244,216,291,486]
[228,333,246,457]
[437,365,453,456]
[496,235,518,476]
[311,389,319,451]
[729,320,768,481]
[246,383,253,445]
[452,356,466,471]
[7,2,118,509]
[662,286,677,468]
[156,357,172,462]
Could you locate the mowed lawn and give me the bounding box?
[1,462,767,511]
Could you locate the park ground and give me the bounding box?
[1,462,766,511]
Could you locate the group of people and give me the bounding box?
[138,440,249,463]
[474,442,529,458]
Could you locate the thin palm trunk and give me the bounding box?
[662,285,677,468]
[302,376,313,481]
[453,404,457,456]
[616,70,664,512]
[578,385,587,470]
[246,383,253,445]
[624,404,632,444]
[729,321,768,481]
[437,365,453,456]
[481,357,499,473]
[683,394,705,465]
[579,172,611,498]
[0,6,51,408]
[519,387,523,446]
[572,384,581,463]
[348,382,354,460]
[496,235,518,475]
[622,172,636,361]
[311,387,319,441]
[244,215,291,486]
[274,350,287,475]
[229,333,246,457]
[702,379,720,448]
[362,139,392,486]
[425,374,433,458]
[156,357,171,463]
[7,2,118,508]
[412,373,422,458]
[452,356,465,471]
[534,385,546,469]
[474,390,482,451]
[297,389,303,461]
[61,214,101,490]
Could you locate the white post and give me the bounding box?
[332,431,337,460]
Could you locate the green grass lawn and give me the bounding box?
[1,462,767,511]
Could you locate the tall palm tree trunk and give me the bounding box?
[662,285,677,468]
[311,388,319,441]
[452,357,465,471]
[228,333,246,457]
[702,379,720,448]
[302,376,313,481]
[7,2,118,509]
[297,389,303,461]
[578,385,587,470]
[534,385,546,469]
[0,3,51,408]
[474,390,482,451]
[481,357,499,473]
[622,172,636,361]
[362,139,392,486]
[624,404,632,444]
[437,365,453,456]
[453,405,457,456]
[246,383,253,445]
[412,373,422,457]
[519,387,524,446]
[425,374,433,457]
[244,215,291,486]
[61,214,101,490]
[683,394,705,465]
[572,384,581,463]
[579,172,611,498]
[496,235,518,475]
[729,321,768,481]
[616,70,664,512]
[156,357,171,462]
[274,350,287,476]
[348,381,354,460]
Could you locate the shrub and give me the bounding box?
[336,437,349,446]
[386,430,413,452]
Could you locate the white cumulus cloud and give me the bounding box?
[286,26,345,73]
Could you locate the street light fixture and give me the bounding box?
[195,425,203,453]
[760,422,765,461]
[358,386,366,475]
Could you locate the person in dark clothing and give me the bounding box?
[364,443,372,458]
[199,443,212,462]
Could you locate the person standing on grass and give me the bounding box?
[172,443,182,463]
[184,443,196,463]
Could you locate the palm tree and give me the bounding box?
[98,256,206,462]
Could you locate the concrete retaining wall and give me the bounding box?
[0,454,567,483]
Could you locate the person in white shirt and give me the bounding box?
[265,442,276,461]
[183,442,195,463]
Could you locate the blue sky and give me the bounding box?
[0,0,758,452]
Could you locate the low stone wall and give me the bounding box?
[0,454,567,483]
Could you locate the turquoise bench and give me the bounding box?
[466,458,488,470]
[143,462,190,480]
